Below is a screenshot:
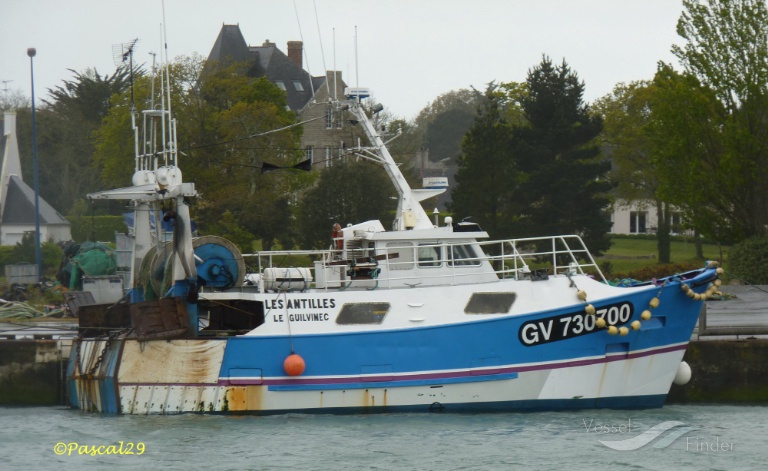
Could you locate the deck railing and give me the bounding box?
[239,235,605,292]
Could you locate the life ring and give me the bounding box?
[331,223,343,251]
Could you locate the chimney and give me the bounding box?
[287,41,303,68]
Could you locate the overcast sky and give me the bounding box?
[2,0,685,119]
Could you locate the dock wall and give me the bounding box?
[0,340,70,405]
[667,339,768,404]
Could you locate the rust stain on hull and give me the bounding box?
[119,339,226,384]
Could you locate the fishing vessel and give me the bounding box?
[66,49,720,415]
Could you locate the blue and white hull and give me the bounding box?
[67,266,717,414]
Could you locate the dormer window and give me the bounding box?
[292,80,304,91]
[275,81,286,91]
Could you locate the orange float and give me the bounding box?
[283,353,306,376]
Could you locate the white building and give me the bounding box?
[0,111,71,245]
[610,199,685,235]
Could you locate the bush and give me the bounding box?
[728,237,768,284]
[7,233,64,277]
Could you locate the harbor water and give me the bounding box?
[1,405,765,470]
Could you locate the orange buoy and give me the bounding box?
[283,353,306,376]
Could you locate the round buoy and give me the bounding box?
[641,310,652,321]
[607,325,618,335]
[585,304,596,315]
[283,353,306,376]
[618,326,629,336]
[649,297,660,308]
[577,290,587,301]
[631,320,641,330]
[673,361,692,386]
[596,317,606,328]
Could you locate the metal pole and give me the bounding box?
[28,47,42,282]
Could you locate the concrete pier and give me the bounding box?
[0,339,71,405]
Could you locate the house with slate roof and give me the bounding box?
[0,111,71,245]
[205,24,354,168]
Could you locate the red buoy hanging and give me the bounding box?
[283,353,306,376]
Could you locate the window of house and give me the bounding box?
[292,80,304,91]
[325,108,333,129]
[275,81,286,91]
[629,211,647,234]
[448,244,481,267]
[671,211,683,233]
[305,146,314,164]
[418,244,442,268]
[385,242,414,270]
[325,146,331,167]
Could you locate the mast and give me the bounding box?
[342,89,444,231]
[88,34,198,299]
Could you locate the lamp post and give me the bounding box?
[27,47,42,282]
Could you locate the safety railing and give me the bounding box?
[239,234,605,292]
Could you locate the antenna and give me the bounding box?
[112,38,138,110]
[112,38,138,67]
[355,26,359,88]
[1,80,12,100]
[313,0,331,96]
[293,0,315,97]
[333,28,337,101]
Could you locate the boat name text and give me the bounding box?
[266,298,336,310]
[519,301,634,346]
[268,297,336,322]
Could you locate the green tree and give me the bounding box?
[594,81,680,262]
[671,0,768,240]
[93,57,311,250]
[646,64,727,245]
[295,159,396,249]
[512,57,613,254]
[12,67,130,217]
[450,84,520,238]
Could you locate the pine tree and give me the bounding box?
[512,57,613,255]
[450,85,521,238]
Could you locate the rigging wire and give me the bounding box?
[292,0,315,97]
[313,0,331,97]
[177,115,324,153]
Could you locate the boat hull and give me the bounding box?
[67,268,715,414]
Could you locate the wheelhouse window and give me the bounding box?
[418,244,441,268]
[448,244,480,267]
[385,242,414,270]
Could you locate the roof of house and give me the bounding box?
[205,25,323,111]
[206,24,253,65]
[2,175,69,225]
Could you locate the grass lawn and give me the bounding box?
[597,236,728,278]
